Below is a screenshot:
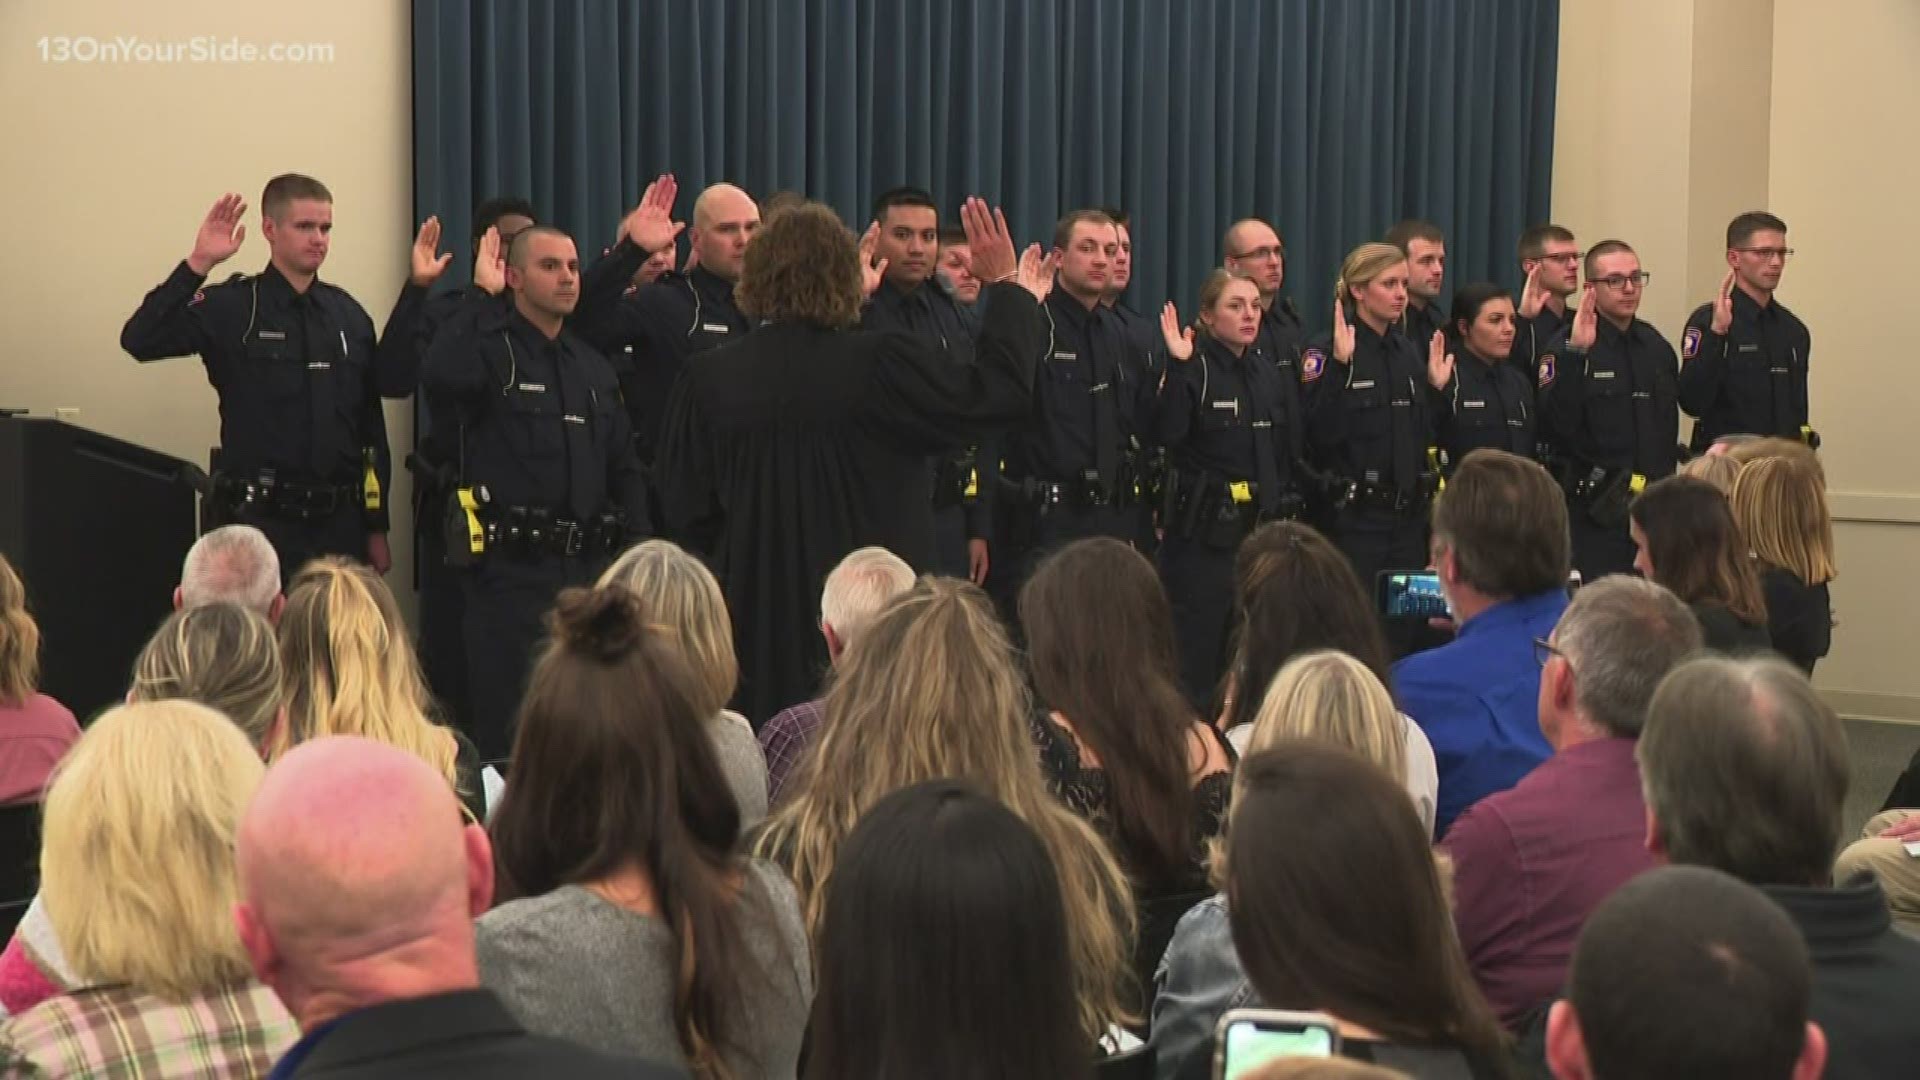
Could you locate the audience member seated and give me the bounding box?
[1676,449,1741,495]
[1227,650,1437,835]
[1220,522,1393,733]
[1639,656,1920,1078]
[1395,449,1571,838]
[1243,1063,1410,1080]
[0,701,296,1074]
[805,780,1092,1080]
[131,601,286,751]
[1724,434,1822,472]
[1155,651,1440,1079]
[1628,476,1770,653]
[752,578,1135,1042]
[1172,745,1510,1079]
[276,557,483,819]
[1833,810,1920,934]
[0,601,289,1019]
[234,737,671,1078]
[174,523,286,621]
[478,588,810,1074]
[1024,539,1234,894]
[1546,865,1826,1080]
[599,540,769,826]
[1730,454,1835,673]
[1444,577,1697,1030]
[0,554,79,808]
[759,546,916,807]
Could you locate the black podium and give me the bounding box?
[0,415,198,723]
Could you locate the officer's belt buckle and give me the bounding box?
[556,520,585,558]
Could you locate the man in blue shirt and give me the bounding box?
[1395,448,1571,837]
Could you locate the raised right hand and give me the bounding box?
[1569,283,1598,351]
[1332,297,1356,363]
[959,196,1018,283]
[858,222,887,297]
[1160,301,1195,362]
[621,174,685,254]
[1518,263,1551,319]
[1710,268,1736,335]
[189,193,248,275]
[473,226,506,296]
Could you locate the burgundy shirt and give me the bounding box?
[0,693,81,805]
[1442,736,1657,1027]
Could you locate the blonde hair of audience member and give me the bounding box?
[1731,453,1836,587]
[1678,450,1742,495]
[40,700,265,1001]
[598,540,739,717]
[175,525,283,619]
[752,578,1135,1037]
[818,546,916,659]
[1245,650,1408,785]
[0,554,41,707]
[1724,435,1822,476]
[273,558,460,790]
[130,603,284,752]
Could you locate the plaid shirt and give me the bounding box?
[0,979,297,1078]
[758,698,826,807]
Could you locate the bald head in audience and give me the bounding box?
[176,525,284,621]
[234,736,494,1030]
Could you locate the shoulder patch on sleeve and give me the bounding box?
[1301,348,1326,382]
[1682,326,1701,360]
[1538,353,1556,387]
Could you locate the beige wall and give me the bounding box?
[1557,0,1920,718]
[0,0,415,593]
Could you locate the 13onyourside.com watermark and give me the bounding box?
[37,34,336,65]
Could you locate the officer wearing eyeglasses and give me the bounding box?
[1514,223,1583,384]
[1222,218,1308,375]
[1679,211,1814,453]
[1536,239,1679,582]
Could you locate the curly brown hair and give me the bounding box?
[734,202,862,329]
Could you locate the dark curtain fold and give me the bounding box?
[414,0,1557,322]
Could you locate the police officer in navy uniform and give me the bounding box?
[1103,209,1167,555]
[1222,217,1308,376]
[375,197,537,735]
[859,187,993,584]
[422,224,649,760]
[1387,219,1449,351]
[1538,240,1680,583]
[1514,223,1582,384]
[1432,283,1535,469]
[1154,271,1306,707]
[1680,211,1814,453]
[1301,242,1451,596]
[997,209,1153,606]
[121,176,393,583]
[572,176,754,472]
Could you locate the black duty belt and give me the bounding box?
[213,470,359,522]
[479,504,628,561]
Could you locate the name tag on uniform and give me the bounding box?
[306,361,330,371]
[518,382,547,393]
[1593,370,1616,380]
[257,329,287,341]
[563,414,586,425]
[1464,399,1486,408]
[1738,343,1760,353]
[1351,380,1376,390]
[702,323,731,334]
[1053,351,1078,361]
[1211,400,1239,413]
[1633,391,1652,400]
[1770,366,1790,374]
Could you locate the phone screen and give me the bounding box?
[1221,1019,1335,1077]
[1378,570,1447,619]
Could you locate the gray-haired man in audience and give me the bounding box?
[757,546,916,805]
[1639,656,1920,1080]
[174,525,285,622]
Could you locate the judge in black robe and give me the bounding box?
[655,198,1050,726]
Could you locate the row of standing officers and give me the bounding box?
[120,175,1814,755]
